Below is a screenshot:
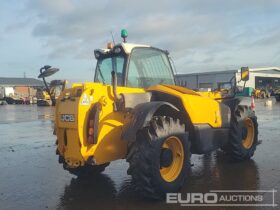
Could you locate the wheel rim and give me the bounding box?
[242,118,255,149]
[160,136,184,182]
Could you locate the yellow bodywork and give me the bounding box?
[56,83,145,166]
[36,90,51,100]
[55,83,224,167]
[148,85,223,128]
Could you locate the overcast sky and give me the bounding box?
[0,0,280,82]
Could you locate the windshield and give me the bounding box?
[127,48,175,88]
[95,55,125,85]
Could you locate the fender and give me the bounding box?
[122,101,179,142]
[221,97,241,112]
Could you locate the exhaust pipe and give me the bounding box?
[111,71,122,101]
[111,71,123,111]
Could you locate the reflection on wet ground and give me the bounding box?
[0,98,279,210]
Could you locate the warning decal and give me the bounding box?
[81,94,90,105]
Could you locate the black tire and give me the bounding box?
[225,105,258,161]
[126,116,190,199]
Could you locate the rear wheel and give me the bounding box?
[225,105,258,161]
[127,116,190,199]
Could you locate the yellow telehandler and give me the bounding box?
[52,30,258,199]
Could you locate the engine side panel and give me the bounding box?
[148,84,227,128]
[148,85,231,153]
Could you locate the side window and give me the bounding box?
[96,58,113,83]
[127,60,140,87]
[95,56,124,85]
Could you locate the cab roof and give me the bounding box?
[95,42,150,55]
[119,43,150,54]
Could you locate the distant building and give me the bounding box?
[175,67,280,90]
[0,77,44,98]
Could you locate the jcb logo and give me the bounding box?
[61,114,75,122]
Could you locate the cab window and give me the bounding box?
[127,48,174,88]
[95,56,124,86]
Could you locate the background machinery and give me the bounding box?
[37,65,66,106]
[253,88,271,99]
[52,30,259,199]
[273,87,280,102]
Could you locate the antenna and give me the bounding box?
[110,31,116,45]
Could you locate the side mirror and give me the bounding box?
[241,67,249,81]
[38,66,59,78]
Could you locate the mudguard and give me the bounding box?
[221,97,241,112]
[122,101,179,142]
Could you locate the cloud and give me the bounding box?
[5,0,280,77]
[28,1,230,58]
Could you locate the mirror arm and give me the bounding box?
[42,76,55,106]
[243,80,247,92]
[40,67,44,74]
[111,71,122,101]
[62,80,67,91]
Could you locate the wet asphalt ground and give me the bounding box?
[0,97,279,210]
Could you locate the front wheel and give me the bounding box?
[127,116,190,199]
[225,105,258,161]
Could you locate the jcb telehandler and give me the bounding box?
[53,30,258,199]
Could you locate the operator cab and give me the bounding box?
[93,31,175,88]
